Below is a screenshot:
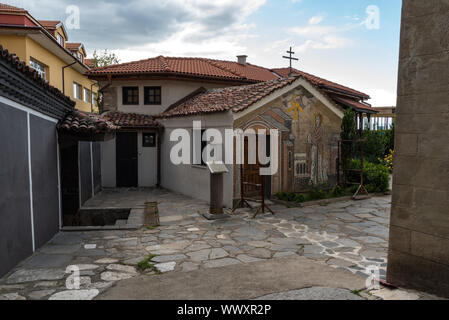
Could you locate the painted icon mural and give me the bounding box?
[282,87,340,190]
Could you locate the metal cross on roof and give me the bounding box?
[282,46,299,76]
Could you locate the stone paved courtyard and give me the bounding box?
[0,188,392,300]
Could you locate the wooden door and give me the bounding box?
[242,135,270,198]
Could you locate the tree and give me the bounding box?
[340,108,357,172]
[92,50,120,68]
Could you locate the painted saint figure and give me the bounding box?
[309,113,327,185]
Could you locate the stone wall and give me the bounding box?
[234,85,342,194]
[387,0,449,298]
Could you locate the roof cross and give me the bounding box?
[282,46,299,76]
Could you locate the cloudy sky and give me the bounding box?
[5,0,402,106]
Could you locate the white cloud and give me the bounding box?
[295,36,352,52]
[286,15,359,53]
[309,15,324,25]
[10,0,266,57]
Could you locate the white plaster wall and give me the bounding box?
[101,133,157,188]
[101,138,116,187]
[100,79,229,116]
[138,132,157,187]
[160,112,234,208]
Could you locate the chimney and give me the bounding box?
[237,55,247,66]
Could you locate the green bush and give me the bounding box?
[362,128,395,164]
[306,187,326,201]
[348,159,390,193]
[276,191,287,201]
[330,186,345,198]
[363,130,387,163]
[364,162,390,193]
[287,192,296,202]
[294,194,305,203]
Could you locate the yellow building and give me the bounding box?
[0,4,98,112]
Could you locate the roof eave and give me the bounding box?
[87,72,260,84]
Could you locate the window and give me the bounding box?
[83,88,91,103]
[143,133,156,148]
[73,82,82,100]
[92,92,97,106]
[30,59,47,80]
[122,87,139,105]
[144,86,162,105]
[57,33,64,46]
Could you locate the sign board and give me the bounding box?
[206,161,229,174]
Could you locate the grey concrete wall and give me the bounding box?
[30,115,59,249]
[0,100,61,277]
[79,142,93,206]
[387,0,449,298]
[101,138,116,188]
[92,142,102,195]
[160,112,234,208]
[0,102,33,277]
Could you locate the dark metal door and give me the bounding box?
[116,132,138,187]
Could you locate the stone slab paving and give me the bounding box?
[0,188,396,300]
[254,287,365,300]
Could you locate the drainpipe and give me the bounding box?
[62,60,77,95]
[90,81,99,113]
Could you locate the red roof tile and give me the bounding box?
[158,77,298,118]
[59,111,119,133]
[0,3,27,13]
[87,56,370,101]
[84,58,95,68]
[88,56,278,83]
[272,67,370,100]
[38,20,61,29]
[330,95,377,113]
[65,42,82,51]
[103,111,160,128]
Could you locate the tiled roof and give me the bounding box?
[87,56,277,83]
[84,58,95,68]
[330,96,377,113]
[103,111,160,128]
[272,67,370,100]
[0,3,27,13]
[158,77,298,118]
[59,111,119,133]
[38,20,60,29]
[66,42,81,51]
[0,44,75,107]
[87,56,370,100]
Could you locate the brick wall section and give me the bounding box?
[387,0,449,298]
